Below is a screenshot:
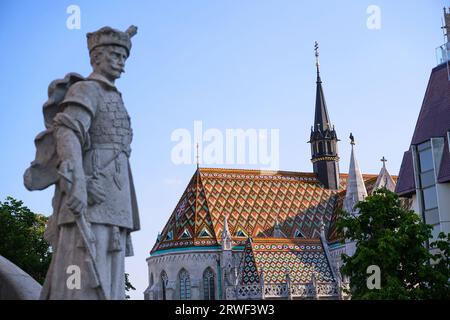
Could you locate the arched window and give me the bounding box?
[203,267,215,300]
[327,141,332,154]
[178,269,191,300]
[318,142,324,154]
[160,271,168,300]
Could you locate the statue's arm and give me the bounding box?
[54,104,93,215]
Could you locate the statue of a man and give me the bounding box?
[24,26,140,299]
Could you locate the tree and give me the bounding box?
[0,196,52,284]
[336,188,450,299]
[125,272,136,299]
[0,196,137,299]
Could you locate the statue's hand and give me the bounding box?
[59,160,87,216]
[87,177,106,205]
[67,181,87,216]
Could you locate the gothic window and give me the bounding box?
[327,141,332,154]
[160,271,168,300]
[318,142,324,154]
[178,269,191,300]
[203,267,215,300]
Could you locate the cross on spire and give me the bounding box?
[380,156,387,168]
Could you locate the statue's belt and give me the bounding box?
[86,143,131,189]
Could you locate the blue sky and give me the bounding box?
[0,0,448,299]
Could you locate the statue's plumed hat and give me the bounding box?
[87,25,137,55]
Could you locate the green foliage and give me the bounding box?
[0,196,52,284]
[336,188,450,299]
[125,272,136,299]
[1,196,136,297]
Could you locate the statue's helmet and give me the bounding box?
[87,25,137,56]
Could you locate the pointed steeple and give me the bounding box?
[221,216,232,250]
[314,41,331,132]
[309,42,340,189]
[372,156,396,192]
[343,134,367,213]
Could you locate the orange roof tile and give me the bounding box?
[151,168,387,253]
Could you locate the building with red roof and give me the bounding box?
[144,44,396,300]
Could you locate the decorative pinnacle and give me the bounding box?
[349,132,355,145]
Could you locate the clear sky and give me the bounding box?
[0,0,448,299]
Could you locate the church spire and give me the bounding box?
[309,42,340,189]
[313,41,330,132]
[343,134,367,213]
[372,156,396,192]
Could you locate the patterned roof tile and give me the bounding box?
[151,168,382,253]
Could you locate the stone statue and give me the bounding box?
[24,25,140,299]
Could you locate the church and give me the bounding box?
[144,44,396,300]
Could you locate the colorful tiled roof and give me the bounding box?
[239,238,335,284]
[151,168,379,253]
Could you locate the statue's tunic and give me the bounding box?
[40,72,139,300]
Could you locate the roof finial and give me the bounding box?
[349,132,355,145]
[314,41,320,77]
[196,142,200,169]
[380,156,387,168]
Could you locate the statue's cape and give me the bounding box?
[24,73,85,191]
